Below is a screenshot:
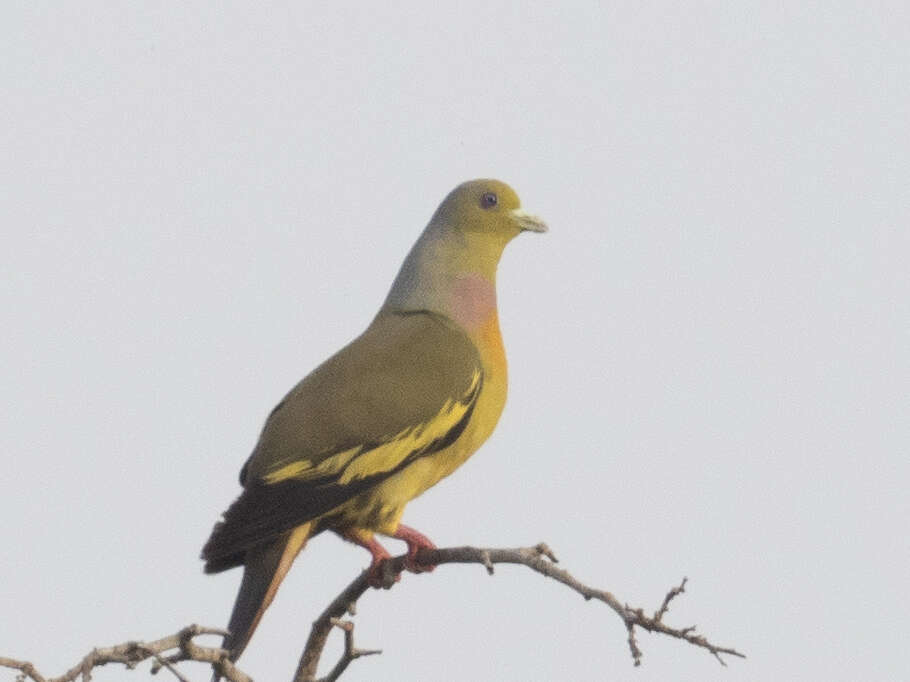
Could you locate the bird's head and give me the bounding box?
[431,179,548,243]
[383,178,546,321]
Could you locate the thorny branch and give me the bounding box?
[294,543,745,681]
[2,543,744,682]
[0,624,250,682]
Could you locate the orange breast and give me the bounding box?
[466,311,508,449]
[333,309,510,535]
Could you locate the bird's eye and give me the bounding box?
[480,192,498,209]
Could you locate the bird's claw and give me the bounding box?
[394,524,438,574]
[366,557,401,589]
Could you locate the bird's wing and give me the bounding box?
[202,311,482,571]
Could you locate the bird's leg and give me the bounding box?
[338,527,399,588]
[393,524,437,573]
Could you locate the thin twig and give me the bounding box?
[293,543,744,681]
[654,576,688,623]
[312,619,381,682]
[0,625,250,682]
[149,652,191,682]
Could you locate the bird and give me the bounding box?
[201,178,547,667]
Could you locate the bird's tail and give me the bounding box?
[213,522,312,680]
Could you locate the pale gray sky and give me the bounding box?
[2,3,908,681]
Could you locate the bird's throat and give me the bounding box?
[448,274,498,334]
[382,225,506,333]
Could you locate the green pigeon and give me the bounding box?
[201,179,547,666]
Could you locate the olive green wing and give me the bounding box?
[202,311,482,572]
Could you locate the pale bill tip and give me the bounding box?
[511,208,548,233]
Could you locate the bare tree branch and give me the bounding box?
[313,619,382,682]
[293,542,745,681]
[2,543,743,682]
[0,624,251,682]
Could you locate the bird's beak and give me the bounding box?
[511,208,548,233]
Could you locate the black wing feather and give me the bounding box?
[201,383,479,573]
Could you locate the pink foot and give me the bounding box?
[365,543,400,588]
[393,524,437,573]
[338,528,400,588]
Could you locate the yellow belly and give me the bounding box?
[335,314,507,535]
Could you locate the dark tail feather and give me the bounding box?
[212,523,312,680]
